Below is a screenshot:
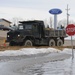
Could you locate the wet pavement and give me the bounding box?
[0,52,72,75]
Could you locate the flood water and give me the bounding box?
[42,58,75,75]
[0,50,75,75]
[20,57,75,75]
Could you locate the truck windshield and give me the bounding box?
[18,24,24,30]
[25,25,32,30]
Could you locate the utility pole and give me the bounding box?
[66,4,70,26]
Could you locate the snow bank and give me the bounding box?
[0,47,73,56]
[0,48,60,56]
[60,48,73,54]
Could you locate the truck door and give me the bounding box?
[32,24,40,38]
[39,24,45,38]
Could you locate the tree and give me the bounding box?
[58,19,66,28]
[12,17,24,25]
[58,19,75,28]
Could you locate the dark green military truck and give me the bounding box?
[6,20,66,46]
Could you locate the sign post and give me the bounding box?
[66,24,75,59]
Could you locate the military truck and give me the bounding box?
[6,20,66,46]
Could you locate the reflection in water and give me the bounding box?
[69,59,74,75]
[18,57,75,75]
[18,64,44,75]
[64,58,75,75]
[17,54,75,75]
[41,57,75,75]
[30,64,44,75]
[69,58,75,75]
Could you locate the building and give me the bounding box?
[0,18,11,27]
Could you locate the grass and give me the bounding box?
[0,37,6,44]
[0,45,73,51]
[0,37,74,51]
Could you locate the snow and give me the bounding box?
[0,48,61,56]
[0,47,73,56]
[60,48,73,54]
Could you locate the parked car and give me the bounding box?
[0,25,14,31]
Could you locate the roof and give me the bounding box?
[19,20,43,24]
[0,18,11,23]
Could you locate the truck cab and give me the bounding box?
[6,20,66,46]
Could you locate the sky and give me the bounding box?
[0,0,75,24]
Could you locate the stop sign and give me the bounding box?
[66,24,75,36]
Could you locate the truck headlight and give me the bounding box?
[7,35,9,37]
[18,35,20,37]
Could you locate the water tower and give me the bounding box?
[49,8,62,29]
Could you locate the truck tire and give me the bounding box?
[24,40,33,46]
[57,39,63,46]
[49,39,55,46]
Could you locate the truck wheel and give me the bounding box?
[24,40,33,46]
[49,39,55,46]
[57,39,63,46]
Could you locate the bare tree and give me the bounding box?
[58,19,66,28]
[58,19,75,28]
[44,19,48,28]
[12,17,24,25]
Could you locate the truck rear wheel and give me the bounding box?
[57,39,63,46]
[49,39,55,46]
[24,40,33,46]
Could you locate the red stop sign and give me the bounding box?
[66,24,75,36]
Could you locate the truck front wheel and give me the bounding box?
[57,39,63,46]
[24,40,33,46]
[49,39,55,47]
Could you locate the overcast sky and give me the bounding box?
[0,0,75,22]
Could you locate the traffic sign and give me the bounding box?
[49,8,62,15]
[66,24,75,36]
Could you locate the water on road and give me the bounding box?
[0,52,73,75]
